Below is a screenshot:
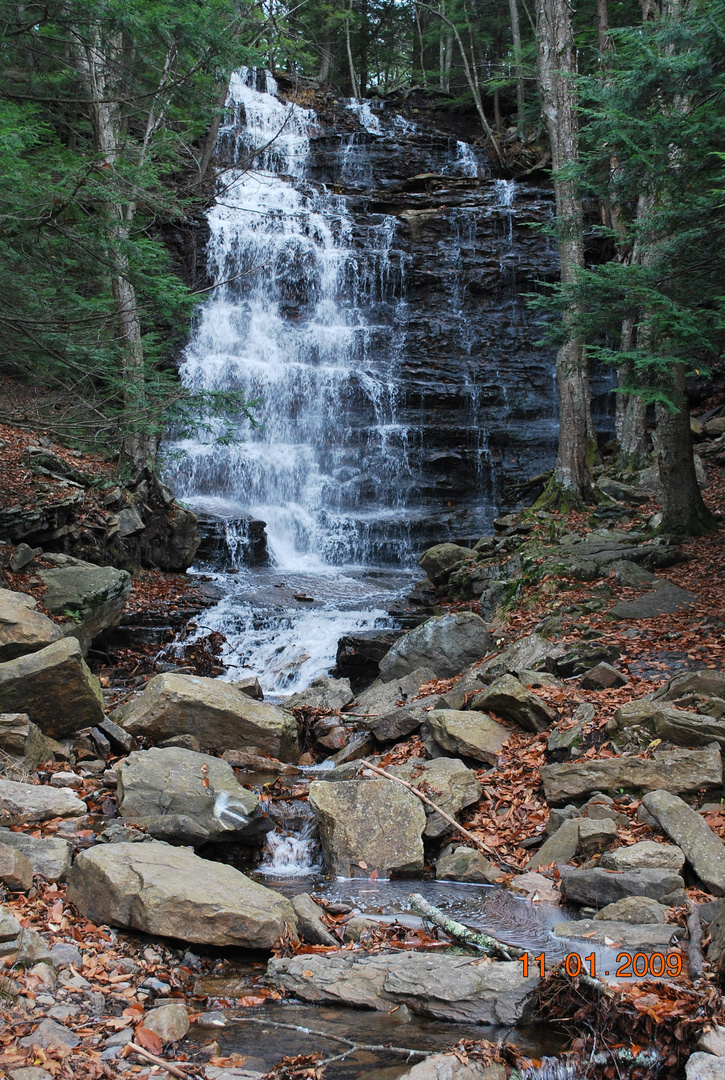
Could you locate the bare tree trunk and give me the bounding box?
[71,25,169,478]
[656,364,715,534]
[317,34,333,84]
[345,0,360,97]
[536,0,592,501]
[596,0,611,53]
[508,0,527,135]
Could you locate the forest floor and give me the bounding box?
[1,410,725,1078]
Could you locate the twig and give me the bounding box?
[686,899,704,980]
[360,759,497,858]
[124,1041,200,1078]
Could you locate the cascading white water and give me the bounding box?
[163,70,565,695]
[259,819,322,877]
[168,68,413,569]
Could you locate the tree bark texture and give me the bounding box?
[656,364,715,535]
[508,0,527,134]
[536,0,592,498]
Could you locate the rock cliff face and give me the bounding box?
[169,72,615,568]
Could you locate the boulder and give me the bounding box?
[398,1056,505,1080]
[560,867,686,907]
[0,713,51,769]
[378,613,493,682]
[580,663,628,690]
[0,637,104,737]
[0,589,61,662]
[0,843,33,891]
[117,747,260,845]
[266,951,540,1025]
[0,831,72,881]
[641,790,725,896]
[435,844,499,884]
[66,841,297,948]
[0,777,86,824]
[469,675,557,733]
[526,818,617,870]
[611,584,698,620]
[308,779,426,878]
[653,707,725,749]
[116,673,299,759]
[39,556,132,653]
[8,543,42,572]
[552,919,684,954]
[552,643,620,678]
[352,667,438,741]
[655,670,725,703]
[609,560,657,586]
[142,1003,190,1044]
[291,893,337,946]
[418,544,473,585]
[477,633,556,681]
[427,710,508,764]
[600,840,685,873]
[540,745,722,805]
[388,758,481,837]
[609,700,659,731]
[284,676,354,712]
[593,897,668,924]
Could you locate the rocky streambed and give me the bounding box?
[2,501,725,1079]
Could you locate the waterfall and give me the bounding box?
[168,68,416,569]
[163,69,566,695]
[259,819,322,877]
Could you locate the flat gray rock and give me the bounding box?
[435,844,499,884]
[600,840,684,873]
[611,584,698,620]
[0,778,86,824]
[398,1055,505,1080]
[0,589,61,663]
[552,919,684,954]
[284,676,354,712]
[594,896,668,924]
[117,746,259,845]
[39,558,131,654]
[309,779,426,878]
[19,1018,80,1049]
[66,841,297,949]
[0,637,104,737]
[686,1053,725,1080]
[642,790,725,896]
[352,667,438,741]
[427,709,508,764]
[469,674,556,733]
[378,613,493,682]
[116,672,299,759]
[560,867,686,907]
[266,950,540,1025]
[654,707,725,748]
[540,745,722,805]
[388,758,481,838]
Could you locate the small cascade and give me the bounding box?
[258,818,322,877]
